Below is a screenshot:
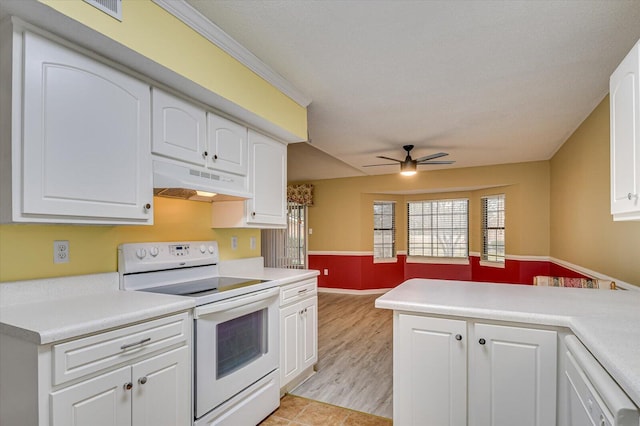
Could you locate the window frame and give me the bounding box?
[373,200,396,262]
[481,194,506,267]
[406,198,469,264]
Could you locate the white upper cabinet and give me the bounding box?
[247,130,287,226]
[610,39,640,221]
[152,88,248,177]
[207,113,248,176]
[210,130,287,228]
[0,29,153,224]
[151,88,207,167]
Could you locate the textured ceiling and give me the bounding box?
[186,0,640,181]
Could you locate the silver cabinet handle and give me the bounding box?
[455,334,462,341]
[629,193,633,200]
[138,377,148,385]
[628,193,638,201]
[297,288,309,294]
[121,337,151,350]
[124,382,133,391]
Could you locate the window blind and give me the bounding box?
[262,202,307,268]
[481,194,505,262]
[407,199,468,258]
[373,201,395,259]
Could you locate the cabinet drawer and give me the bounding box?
[53,312,189,386]
[280,279,317,306]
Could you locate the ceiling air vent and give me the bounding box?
[83,0,122,21]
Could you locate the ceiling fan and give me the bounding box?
[363,145,455,176]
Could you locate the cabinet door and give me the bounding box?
[50,366,132,426]
[300,296,318,370]
[395,314,467,426]
[610,40,640,219]
[207,113,248,176]
[469,323,557,426]
[280,303,301,387]
[21,31,152,223]
[247,130,287,226]
[152,88,207,166]
[132,346,190,426]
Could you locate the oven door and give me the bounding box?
[193,286,279,419]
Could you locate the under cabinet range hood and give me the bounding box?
[153,159,250,202]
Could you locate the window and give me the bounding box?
[408,199,468,258]
[374,201,395,259]
[482,194,505,263]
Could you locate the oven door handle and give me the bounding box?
[194,286,280,318]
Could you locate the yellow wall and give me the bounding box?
[0,197,260,282]
[38,0,307,139]
[550,96,640,286]
[302,161,550,256]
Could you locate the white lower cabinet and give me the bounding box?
[279,278,318,393]
[0,312,191,426]
[396,315,467,426]
[395,313,557,426]
[51,365,132,426]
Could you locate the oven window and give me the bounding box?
[216,308,267,379]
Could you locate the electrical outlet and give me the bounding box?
[324,268,329,275]
[231,236,238,250]
[309,228,313,235]
[54,240,69,264]
[250,236,256,250]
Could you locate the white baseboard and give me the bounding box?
[318,287,391,295]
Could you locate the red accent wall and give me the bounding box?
[309,254,590,290]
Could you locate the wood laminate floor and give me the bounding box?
[290,292,393,419]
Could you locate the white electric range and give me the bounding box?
[119,241,280,425]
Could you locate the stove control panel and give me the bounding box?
[170,244,190,256]
[118,241,219,274]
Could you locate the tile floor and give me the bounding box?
[260,394,392,426]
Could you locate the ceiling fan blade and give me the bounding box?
[417,160,455,165]
[363,163,397,167]
[376,156,402,162]
[414,152,449,162]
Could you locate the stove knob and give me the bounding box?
[199,244,206,254]
[149,247,159,257]
[135,248,147,259]
[208,245,216,254]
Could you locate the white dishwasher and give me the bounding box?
[564,335,639,426]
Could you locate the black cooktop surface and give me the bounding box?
[141,277,266,297]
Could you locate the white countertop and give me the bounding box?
[0,264,318,346]
[375,278,640,407]
[218,257,320,285]
[0,273,194,345]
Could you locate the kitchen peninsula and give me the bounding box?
[376,279,640,425]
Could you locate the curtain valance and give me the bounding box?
[287,184,314,206]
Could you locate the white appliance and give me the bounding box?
[564,335,639,426]
[119,241,280,425]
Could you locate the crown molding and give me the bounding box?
[152,0,311,107]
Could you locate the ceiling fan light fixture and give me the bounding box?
[400,161,417,176]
